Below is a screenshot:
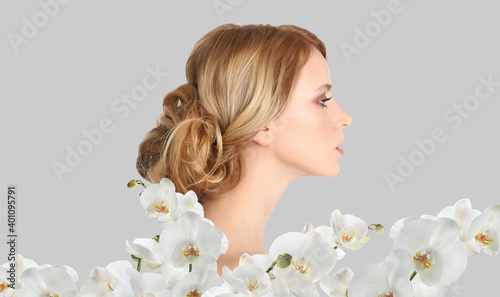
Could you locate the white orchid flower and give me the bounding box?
[171,269,224,297]
[464,204,500,256]
[315,225,346,260]
[161,254,218,290]
[238,253,276,282]
[140,177,178,220]
[79,260,133,296]
[269,230,337,283]
[140,177,204,227]
[305,222,346,260]
[393,217,467,287]
[270,270,319,297]
[238,254,273,271]
[125,238,163,271]
[222,265,272,297]
[318,267,353,297]
[159,211,228,268]
[411,273,464,297]
[111,268,170,297]
[202,280,244,297]
[18,265,80,297]
[348,261,413,297]
[389,216,420,240]
[330,210,368,250]
[437,198,481,240]
[384,249,415,277]
[168,190,205,224]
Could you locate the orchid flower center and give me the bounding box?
[182,243,200,261]
[342,229,356,242]
[154,201,169,215]
[186,289,201,297]
[413,249,435,270]
[247,277,259,291]
[378,291,396,297]
[475,231,494,246]
[291,257,311,275]
[0,282,8,292]
[44,293,59,297]
[107,283,114,291]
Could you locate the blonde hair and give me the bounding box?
[136,23,326,200]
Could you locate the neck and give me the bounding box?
[199,145,299,272]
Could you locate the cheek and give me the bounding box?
[290,111,327,148]
[272,108,328,150]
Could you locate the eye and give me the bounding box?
[319,97,332,108]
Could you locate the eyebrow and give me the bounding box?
[314,83,332,92]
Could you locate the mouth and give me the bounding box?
[335,137,345,149]
[335,137,345,155]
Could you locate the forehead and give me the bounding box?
[294,48,330,94]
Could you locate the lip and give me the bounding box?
[335,137,345,148]
[335,137,345,155]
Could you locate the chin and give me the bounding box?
[325,165,340,177]
[310,166,340,178]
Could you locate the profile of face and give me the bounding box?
[255,47,352,178]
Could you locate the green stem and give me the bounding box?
[136,180,147,188]
[189,263,193,273]
[266,261,277,273]
[410,270,417,281]
[137,258,142,272]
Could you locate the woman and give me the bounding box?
[136,23,352,275]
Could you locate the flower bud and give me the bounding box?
[363,235,370,242]
[276,253,292,269]
[375,224,385,234]
[127,180,137,188]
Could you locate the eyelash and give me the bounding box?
[319,97,332,108]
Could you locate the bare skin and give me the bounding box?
[200,47,352,275]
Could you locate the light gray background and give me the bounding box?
[1,1,499,296]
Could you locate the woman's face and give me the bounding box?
[267,47,352,177]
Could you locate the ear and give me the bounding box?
[251,126,272,146]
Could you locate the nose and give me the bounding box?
[334,104,352,129]
[342,111,352,128]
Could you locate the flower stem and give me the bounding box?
[266,261,277,273]
[137,258,142,272]
[189,263,193,273]
[136,180,147,188]
[410,270,417,281]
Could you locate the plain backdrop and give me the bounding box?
[1,1,499,296]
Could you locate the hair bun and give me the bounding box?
[137,82,200,182]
